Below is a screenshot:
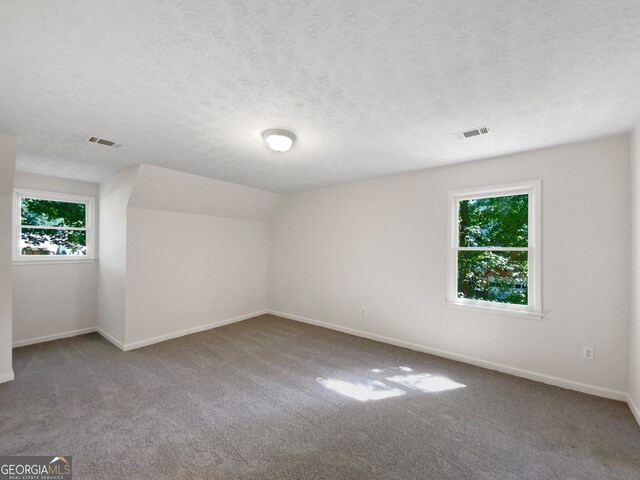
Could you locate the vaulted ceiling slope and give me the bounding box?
[129,164,282,220]
[1,1,640,193]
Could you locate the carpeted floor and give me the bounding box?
[1,314,639,479]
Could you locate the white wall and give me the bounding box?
[0,133,16,383]
[269,135,631,398]
[97,166,138,346]
[12,172,99,345]
[122,165,280,348]
[629,127,640,422]
[125,208,269,346]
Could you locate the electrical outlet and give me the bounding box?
[361,307,367,316]
[583,346,594,360]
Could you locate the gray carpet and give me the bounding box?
[1,315,639,479]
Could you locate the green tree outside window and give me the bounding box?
[20,198,87,255]
[457,194,528,305]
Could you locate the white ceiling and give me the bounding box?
[1,1,640,193]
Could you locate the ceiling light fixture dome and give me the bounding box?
[262,129,295,152]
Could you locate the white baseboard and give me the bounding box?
[13,325,125,352]
[8,309,632,410]
[0,370,15,384]
[11,311,269,352]
[268,310,628,402]
[96,328,126,351]
[628,394,640,427]
[121,310,269,351]
[13,327,98,348]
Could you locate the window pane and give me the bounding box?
[21,228,86,256]
[457,250,528,305]
[21,198,86,228]
[458,194,528,248]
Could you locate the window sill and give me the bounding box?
[13,258,97,266]
[445,301,544,320]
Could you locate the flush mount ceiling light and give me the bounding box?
[262,129,296,152]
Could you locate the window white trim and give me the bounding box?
[13,188,96,263]
[446,180,542,318]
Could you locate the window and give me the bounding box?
[447,181,541,318]
[13,189,96,262]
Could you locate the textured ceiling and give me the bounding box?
[1,1,640,193]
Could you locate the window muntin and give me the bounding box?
[448,181,541,316]
[14,189,95,261]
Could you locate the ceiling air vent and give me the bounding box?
[454,126,490,140]
[86,136,122,148]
